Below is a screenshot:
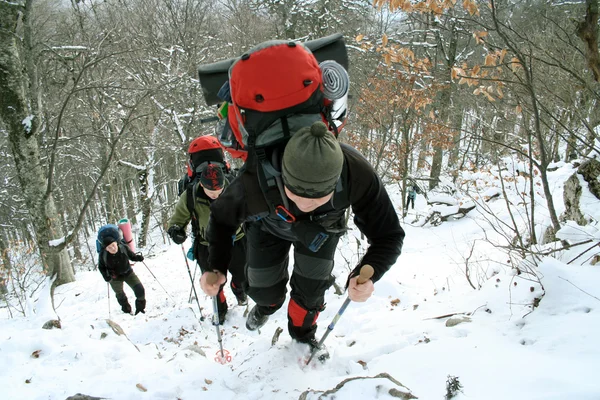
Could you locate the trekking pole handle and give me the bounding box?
[205,271,219,286]
[329,265,373,325]
[355,264,374,285]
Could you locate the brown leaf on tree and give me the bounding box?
[357,360,368,369]
[510,57,522,72]
[499,49,508,64]
[356,34,364,43]
[382,34,388,47]
[451,67,459,79]
[390,298,401,306]
[31,350,41,359]
[463,0,480,16]
[205,379,213,385]
[384,53,392,65]
[473,31,488,44]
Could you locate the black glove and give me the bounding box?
[103,275,111,282]
[168,225,187,245]
[135,252,144,262]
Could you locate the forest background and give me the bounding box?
[0,0,599,310]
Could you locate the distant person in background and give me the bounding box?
[99,237,146,315]
[407,186,417,210]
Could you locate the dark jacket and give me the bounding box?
[98,243,139,281]
[207,143,405,282]
[169,177,244,246]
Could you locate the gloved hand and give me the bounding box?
[103,275,112,282]
[135,252,144,262]
[168,225,187,245]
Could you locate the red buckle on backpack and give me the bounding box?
[275,206,296,223]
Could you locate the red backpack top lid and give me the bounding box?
[227,41,327,152]
[229,41,322,112]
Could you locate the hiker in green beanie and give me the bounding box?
[202,121,405,359]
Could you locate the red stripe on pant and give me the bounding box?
[288,298,319,327]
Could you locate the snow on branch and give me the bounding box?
[50,46,89,51]
[119,160,146,171]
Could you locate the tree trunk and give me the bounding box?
[125,180,137,225]
[0,1,74,286]
[430,21,458,190]
[137,169,152,248]
[0,235,10,294]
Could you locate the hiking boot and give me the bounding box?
[234,292,248,306]
[217,309,227,325]
[306,338,329,363]
[135,299,146,315]
[117,297,132,314]
[246,305,269,331]
[231,283,248,306]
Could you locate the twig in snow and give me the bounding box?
[558,277,600,301]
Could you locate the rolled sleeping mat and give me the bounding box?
[118,218,136,253]
[198,33,349,106]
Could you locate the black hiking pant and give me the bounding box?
[406,196,415,209]
[109,271,145,312]
[196,237,247,312]
[245,222,339,342]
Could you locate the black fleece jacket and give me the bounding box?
[98,244,139,281]
[207,143,405,283]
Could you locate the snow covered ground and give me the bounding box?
[1,161,599,400]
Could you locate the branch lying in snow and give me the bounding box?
[424,312,470,320]
[105,319,140,352]
[558,277,600,302]
[424,305,489,320]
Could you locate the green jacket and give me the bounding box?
[169,179,244,246]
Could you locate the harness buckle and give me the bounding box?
[275,205,296,223]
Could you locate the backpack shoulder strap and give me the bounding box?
[255,146,294,221]
[186,183,201,237]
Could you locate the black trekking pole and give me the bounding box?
[306,265,374,365]
[188,262,199,303]
[140,261,176,304]
[206,272,231,364]
[181,245,206,321]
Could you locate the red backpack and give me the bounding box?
[199,34,348,162]
[198,34,349,220]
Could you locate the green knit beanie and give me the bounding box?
[282,121,344,198]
